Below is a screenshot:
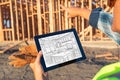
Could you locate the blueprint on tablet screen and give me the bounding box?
[38,32,82,67]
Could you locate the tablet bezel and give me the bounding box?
[34,28,86,72]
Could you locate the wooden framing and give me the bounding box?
[15,0,19,40]
[49,0,54,32]
[37,0,42,34]
[10,0,15,41]
[20,0,25,40]
[0,6,3,42]
[81,0,85,41]
[0,0,114,42]
[26,0,30,40]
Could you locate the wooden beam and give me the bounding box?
[42,0,46,33]
[81,0,84,41]
[60,0,65,30]
[10,0,15,41]
[7,31,11,40]
[89,0,92,41]
[31,0,35,36]
[26,0,30,39]
[64,0,68,29]
[68,1,72,29]
[15,0,20,41]
[95,52,113,58]
[0,6,4,42]
[105,56,119,60]
[37,0,42,34]
[20,0,25,40]
[49,0,54,32]
[56,0,60,31]
[2,29,12,31]
[52,0,55,31]
[74,0,78,31]
[58,0,61,30]
[0,1,9,6]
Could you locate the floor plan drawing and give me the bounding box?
[39,32,82,67]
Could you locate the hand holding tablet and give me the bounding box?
[34,28,86,72]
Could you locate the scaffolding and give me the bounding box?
[0,0,114,42]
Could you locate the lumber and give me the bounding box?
[0,6,3,41]
[20,0,25,40]
[37,0,42,34]
[105,56,119,60]
[95,52,113,58]
[10,0,15,41]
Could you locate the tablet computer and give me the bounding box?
[34,28,86,72]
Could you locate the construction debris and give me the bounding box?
[105,56,119,60]
[95,52,119,60]
[95,52,113,58]
[8,44,38,68]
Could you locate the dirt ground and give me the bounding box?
[0,44,120,80]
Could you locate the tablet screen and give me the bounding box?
[38,32,82,68]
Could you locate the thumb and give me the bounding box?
[29,62,35,71]
[67,14,72,18]
[35,51,43,63]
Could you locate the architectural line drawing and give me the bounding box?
[39,32,82,67]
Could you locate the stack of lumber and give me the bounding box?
[8,44,38,68]
[95,52,119,60]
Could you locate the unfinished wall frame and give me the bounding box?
[0,0,114,42]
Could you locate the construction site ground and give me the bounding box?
[0,41,120,80]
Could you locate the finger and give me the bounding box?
[60,5,67,11]
[67,14,72,18]
[29,63,34,69]
[9,55,25,61]
[14,60,27,68]
[44,72,49,77]
[68,14,77,18]
[9,60,19,67]
[67,14,73,18]
[29,63,35,71]
[67,15,73,18]
[9,59,28,67]
[8,55,17,60]
[35,51,43,63]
